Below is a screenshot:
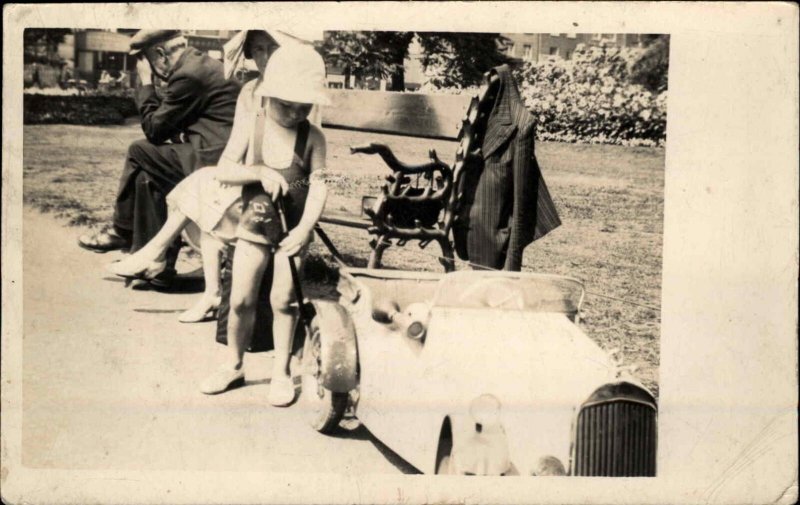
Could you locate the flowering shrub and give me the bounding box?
[514,45,667,146]
[418,44,667,146]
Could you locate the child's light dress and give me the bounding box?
[166,79,321,244]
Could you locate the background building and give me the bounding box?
[323,32,651,91]
[503,33,647,63]
[183,30,236,60]
[25,28,236,89]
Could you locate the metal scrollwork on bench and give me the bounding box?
[326,73,500,272]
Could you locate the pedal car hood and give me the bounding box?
[422,308,619,474]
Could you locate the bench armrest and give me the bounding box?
[350,143,450,175]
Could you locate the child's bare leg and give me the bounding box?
[268,250,305,406]
[179,232,224,323]
[200,233,224,299]
[226,239,272,369]
[200,239,270,394]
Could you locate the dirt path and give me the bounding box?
[21,207,416,473]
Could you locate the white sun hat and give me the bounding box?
[255,43,331,106]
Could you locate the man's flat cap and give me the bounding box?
[129,30,182,55]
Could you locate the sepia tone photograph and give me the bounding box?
[18,25,666,477]
[3,3,797,504]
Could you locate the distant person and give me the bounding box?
[59,64,73,89]
[78,29,241,288]
[31,62,40,88]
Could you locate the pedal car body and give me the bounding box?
[302,268,657,476]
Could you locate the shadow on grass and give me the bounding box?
[303,251,369,281]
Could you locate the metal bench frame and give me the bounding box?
[316,73,500,272]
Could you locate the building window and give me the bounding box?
[549,46,558,56]
[565,50,572,59]
[523,44,533,61]
[508,43,516,56]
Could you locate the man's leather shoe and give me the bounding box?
[78,225,131,253]
[147,267,177,289]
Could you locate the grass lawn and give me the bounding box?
[23,123,664,396]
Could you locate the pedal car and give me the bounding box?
[299,268,657,476]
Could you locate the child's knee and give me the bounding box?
[270,287,295,313]
[230,292,258,316]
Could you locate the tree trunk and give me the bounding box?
[390,67,405,91]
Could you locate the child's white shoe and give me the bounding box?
[200,365,245,395]
[268,374,296,407]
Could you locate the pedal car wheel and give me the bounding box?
[435,431,455,474]
[301,317,348,434]
[436,455,454,475]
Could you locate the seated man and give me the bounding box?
[78,30,241,287]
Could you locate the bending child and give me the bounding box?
[199,44,330,406]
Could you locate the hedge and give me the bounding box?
[24,94,138,125]
[419,44,668,147]
[515,45,667,147]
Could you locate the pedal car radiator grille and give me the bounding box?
[573,384,657,476]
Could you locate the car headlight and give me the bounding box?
[402,302,430,340]
[450,394,513,476]
[371,301,429,340]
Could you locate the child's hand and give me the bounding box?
[278,227,311,257]
[259,167,289,200]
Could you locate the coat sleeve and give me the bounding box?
[503,123,561,271]
[137,73,205,145]
[503,124,536,271]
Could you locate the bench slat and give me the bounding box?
[319,214,372,230]
[321,90,472,141]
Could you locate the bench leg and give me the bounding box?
[368,234,390,269]
[437,238,456,272]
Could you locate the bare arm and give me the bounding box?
[279,126,328,256]
[213,87,257,183]
[213,86,289,194]
[296,126,328,232]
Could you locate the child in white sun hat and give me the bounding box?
[200,43,330,406]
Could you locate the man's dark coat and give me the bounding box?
[454,65,561,271]
[135,46,241,171]
[113,47,240,254]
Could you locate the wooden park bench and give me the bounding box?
[316,73,500,272]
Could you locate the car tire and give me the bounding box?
[300,316,349,434]
[435,455,454,475]
[435,428,455,474]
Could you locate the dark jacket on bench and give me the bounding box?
[454,65,561,271]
